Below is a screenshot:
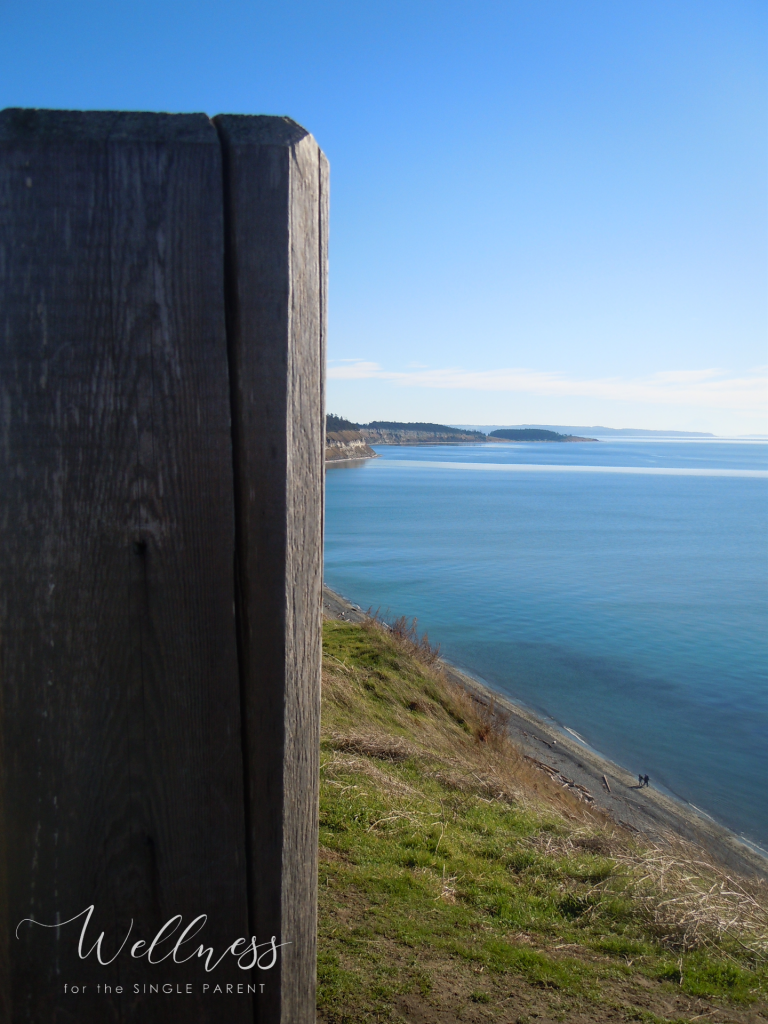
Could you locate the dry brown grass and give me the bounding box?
[518,817,768,957]
[361,611,530,753]
[327,731,420,762]
[372,611,444,666]
[321,748,421,798]
[596,837,768,957]
[522,823,628,859]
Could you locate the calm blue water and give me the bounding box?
[324,440,768,849]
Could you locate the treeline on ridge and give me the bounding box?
[326,413,359,432]
[366,421,484,438]
[326,415,485,439]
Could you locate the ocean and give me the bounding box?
[324,439,768,850]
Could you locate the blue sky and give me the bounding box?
[2,1,765,433]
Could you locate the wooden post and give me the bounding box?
[215,115,327,1024]
[0,108,326,1024]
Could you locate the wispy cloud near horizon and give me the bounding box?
[327,362,768,411]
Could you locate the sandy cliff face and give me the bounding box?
[325,430,378,462]
[359,427,483,444]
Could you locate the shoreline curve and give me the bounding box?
[323,584,768,880]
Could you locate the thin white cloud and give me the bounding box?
[327,361,768,411]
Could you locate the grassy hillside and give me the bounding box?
[318,618,768,1024]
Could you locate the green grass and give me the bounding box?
[318,619,768,1023]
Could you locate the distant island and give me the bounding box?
[488,428,597,443]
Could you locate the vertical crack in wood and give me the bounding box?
[216,116,259,1016]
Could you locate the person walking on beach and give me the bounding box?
[643,774,649,787]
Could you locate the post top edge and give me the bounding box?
[213,114,315,150]
[0,108,218,144]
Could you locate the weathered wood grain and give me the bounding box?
[215,115,327,1024]
[0,109,252,1023]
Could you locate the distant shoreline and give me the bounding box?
[325,436,600,464]
[486,435,598,443]
[450,423,720,439]
[323,584,768,880]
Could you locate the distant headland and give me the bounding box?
[325,416,488,462]
[325,417,599,462]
